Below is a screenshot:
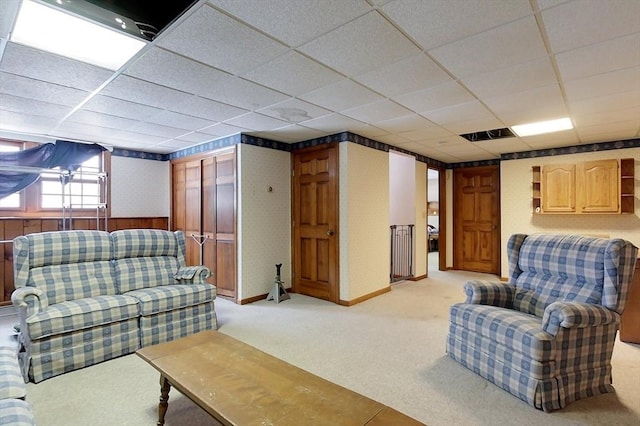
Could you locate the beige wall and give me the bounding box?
[237,144,291,300]
[500,147,640,279]
[339,142,390,302]
[415,161,427,278]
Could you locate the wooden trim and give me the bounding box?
[408,274,427,281]
[338,286,391,306]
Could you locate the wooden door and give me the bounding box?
[214,153,236,298]
[578,159,619,213]
[292,144,339,303]
[184,160,203,266]
[541,164,575,213]
[453,165,500,274]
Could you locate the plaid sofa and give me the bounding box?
[0,347,35,425]
[447,233,638,412]
[12,229,217,383]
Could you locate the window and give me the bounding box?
[0,139,108,216]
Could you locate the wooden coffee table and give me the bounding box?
[137,330,424,425]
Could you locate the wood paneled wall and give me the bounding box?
[0,217,168,306]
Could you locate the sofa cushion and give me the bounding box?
[514,234,608,317]
[0,399,35,426]
[126,284,215,315]
[113,257,180,293]
[0,347,26,400]
[26,295,139,340]
[450,303,555,362]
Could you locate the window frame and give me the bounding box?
[0,139,111,218]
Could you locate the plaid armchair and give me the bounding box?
[447,234,638,412]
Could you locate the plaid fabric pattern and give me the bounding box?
[29,327,140,383]
[542,302,619,336]
[0,399,35,426]
[0,348,26,400]
[26,295,139,340]
[139,302,217,347]
[175,265,211,281]
[464,280,515,308]
[113,257,180,293]
[447,233,638,412]
[28,261,117,305]
[125,284,215,316]
[111,229,180,260]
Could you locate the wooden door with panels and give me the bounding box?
[453,165,500,274]
[292,144,339,303]
[171,150,236,300]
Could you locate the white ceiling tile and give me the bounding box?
[100,75,193,110]
[0,109,58,134]
[347,125,389,140]
[53,121,115,139]
[484,84,566,118]
[169,95,248,122]
[298,11,420,77]
[257,98,332,123]
[398,126,455,142]
[524,131,581,149]
[208,0,371,47]
[423,101,495,126]
[257,124,327,142]
[128,122,190,139]
[157,4,288,75]
[393,81,476,113]
[145,110,212,131]
[299,79,383,111]
[374,114,437,133]
[0,93,72,119]
[342,100,413,124]
[574,106,640,128]
[125,48,234,95]
[0,0,19,39]
[353,54,453,98]
[81,95,163,121]
[172,132,217,144]
[569,90,640,117]
[0,71,89,107]
[110,130,172,145]
[381,0,532,50]
[198,76,289,110]
[429,16,547,78]
[556,33,640,81]
[463,57,558,99]
[373,133,411,145]
[299,113,366,133]
[198,122,250,138]
[577,121,640,143]
[542,0,640,53]
[224,112,290,131]
[242,52,343,96]
[1,43,113,91]
[564,66,640,102]
[471,138,531,155]
[66,110,140,130]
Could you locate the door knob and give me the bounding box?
[327,230,334,236]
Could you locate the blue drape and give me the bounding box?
[0,141,106,199]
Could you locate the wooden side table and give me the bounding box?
[620,259,640,344]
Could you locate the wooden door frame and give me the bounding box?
[290,143,340,303]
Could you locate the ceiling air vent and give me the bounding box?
[460,127,515,142]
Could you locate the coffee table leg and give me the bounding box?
[157,375,171,426]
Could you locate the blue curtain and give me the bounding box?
[0,141,106,199]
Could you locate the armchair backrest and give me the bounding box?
[507,233,638,317]
[13,230,117,304]
[110,229,186,293]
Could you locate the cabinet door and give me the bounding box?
[541,164,575,213]
[578,159,619,213]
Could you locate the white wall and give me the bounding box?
[500,148,640,278]
[110,156,169,217]
[237,144,291,300]
[339,142,390,301]
[389,150,416,225]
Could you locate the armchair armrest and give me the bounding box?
[175,265,211,283]
[542,302,619,336]
[463,280,515,308]
[11,287,47,318]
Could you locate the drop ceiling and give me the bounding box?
[0,0,638,164]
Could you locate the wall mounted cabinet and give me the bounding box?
[532,158,635,214]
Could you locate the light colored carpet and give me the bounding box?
[25,268,640,426]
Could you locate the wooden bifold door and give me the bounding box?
[172,149,236,300]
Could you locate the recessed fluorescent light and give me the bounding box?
[511,117,573,137]
[11,0,146,70]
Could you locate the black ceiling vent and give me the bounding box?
[460,127,515,142]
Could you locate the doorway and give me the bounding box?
[427,168,440,272]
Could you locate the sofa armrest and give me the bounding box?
[11,287,47,318]
[175,265,211,283]
[542,302,619,336]
[463,280,515,308]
